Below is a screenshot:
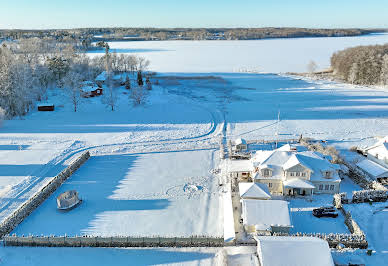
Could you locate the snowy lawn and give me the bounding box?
[0,247,220,266]
[343,202,388,260]
[289,195,349,234]
[13,150,223,237]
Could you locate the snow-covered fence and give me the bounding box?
[2,235,224,247]
[0,151,90,238]
[273,232,368,249]
[337,206,365,241]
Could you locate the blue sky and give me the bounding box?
[1,0,387,29]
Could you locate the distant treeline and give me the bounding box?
[331,44,388,85]
[1,28,386,44]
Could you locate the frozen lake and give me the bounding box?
[88,33,388,73]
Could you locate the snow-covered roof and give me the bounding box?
[256,236,334,266]
[227,159,253,173]
[241,199,291,228]
[95,71,122,81]
[235,138,247,145]
[283,178,315,189]
[253,150,341,182]
[276,143,307,152]
[37,102,54,106]
[82,86,100,92]
[357,159,388,178]
[95,71,107,81]
[239,183,271,199]
[283,154,311,171]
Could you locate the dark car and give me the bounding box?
[312,207,338,218]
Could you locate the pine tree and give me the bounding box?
[125,75,131,90]
[137,71,143,86]
[145,77,152,90]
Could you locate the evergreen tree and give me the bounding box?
[125,75,131,90]
[145,77,152,90]
[137,71,143,86]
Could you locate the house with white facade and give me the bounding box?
[241,199,292,234]
[356,159,388,183]
[364,137,388,168]
[227,159,254,181]
[233,138,247,152]
[256,236,334,266]
[252,147,341,196]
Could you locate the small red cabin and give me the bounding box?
[82,88,103,98]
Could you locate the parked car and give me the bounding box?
[312,207,338,218]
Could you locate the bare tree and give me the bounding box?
[381,54,388,86]
[103,83,118,111]
[349,63,359,84]
[62,71,83,112]
[130,85,147,106]
[307,60,318,74]
[0,107,5,127]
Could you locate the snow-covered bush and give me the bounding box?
[215,249,228,266]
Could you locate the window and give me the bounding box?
[263,169,271,176]
[325,184,329,190]
[301,172,306,177]
[319,184,323,190]
[296,172,300,177]
[268,183,273,188]
[330,185,335,190]
[290,172,294,177]
[325,171,331,178]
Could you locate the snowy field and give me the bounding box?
[88,33,388,73]
[13,150,222,237]
[1,34,388,264]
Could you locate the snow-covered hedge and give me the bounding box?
[352,189,387,203]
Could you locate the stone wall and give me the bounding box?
[272,232,368,249]
[3,235,224,247]
[0,151,90,237]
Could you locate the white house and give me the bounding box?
[252,149,341,196]
[364,137,388,168]
[227,159,254,181]
[239,182,271,200]
[357,159,388,182]
[95,71,123,87]
[241,199,292,234]
[256,236,334,266]
[234,138,247,152]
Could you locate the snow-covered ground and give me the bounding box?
[2,34,388,264]
[0,247,220,266]
[14,150,222,237]
[289,195,349,235]
[88,33,388,73]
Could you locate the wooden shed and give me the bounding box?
[37,103,55,111]
[82,87,103,98]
